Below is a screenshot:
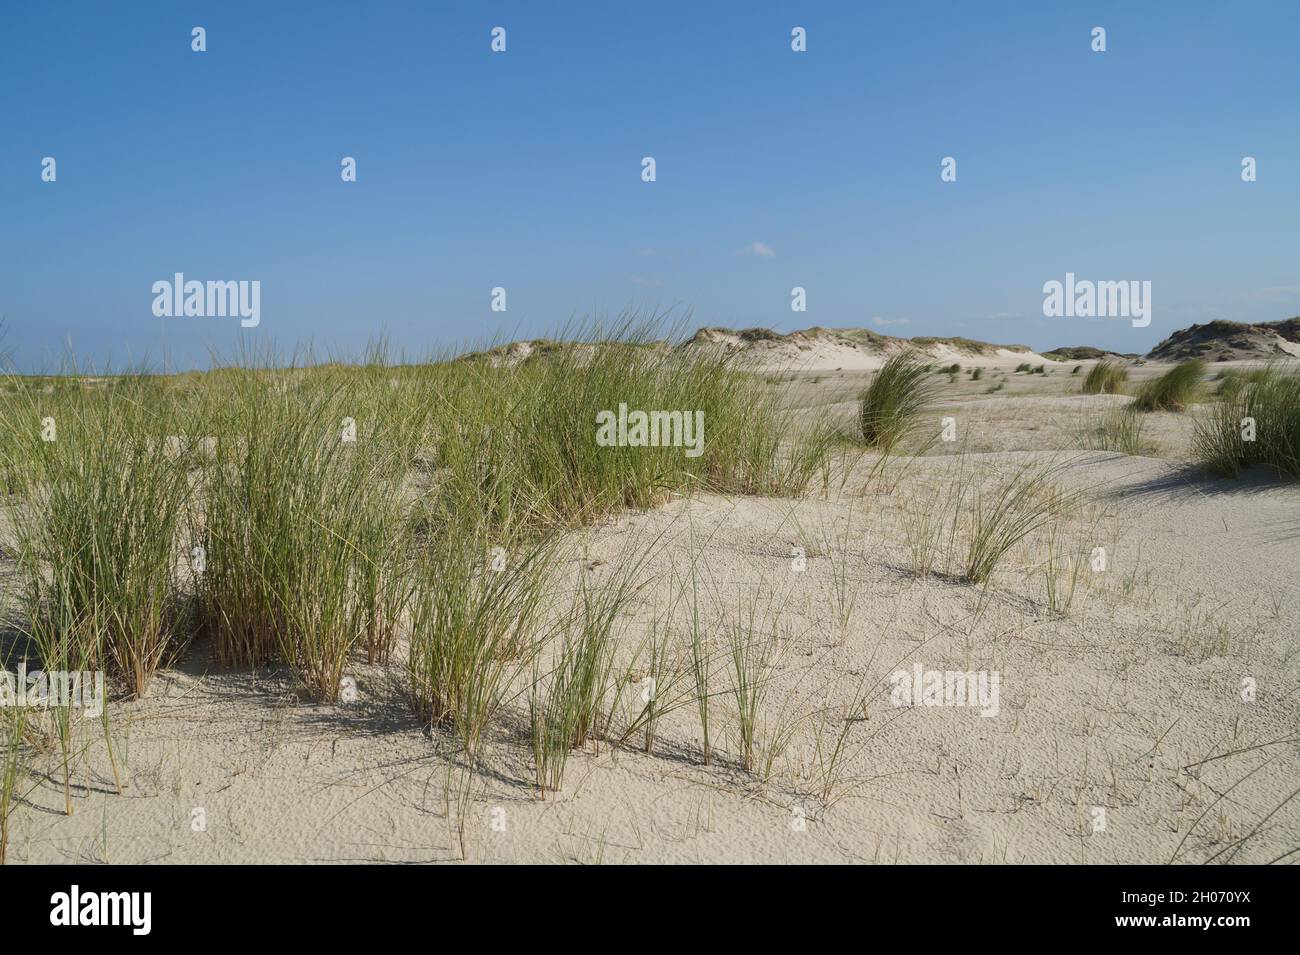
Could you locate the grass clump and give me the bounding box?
[0,371,191,700]
[1082,358,1129,395]
[858,351,935,452]
[1,700,32,863]
[1132,359,1204,412]
[528,562,641,795]
[1215,367,1271,399]
[726,591,785,773]
[429,320,835,536]
[963,463,1077,585]
[194,367,409,699]
[1194,364,1300,478]
[408,525,552,757]
[1079,406,1148,455]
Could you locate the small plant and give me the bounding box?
[1072,365,1082,375]
[1132,358,1205,412]
[1079,406,1147,455]
[1041,518,1088,615]
[527,554,647,794]
[901,489,948,577]
[684,568,715,765]
[533,549,650,783]
[1,702,31,864]
[1015,363,1031,374]
[1082,358,1128,395]
[971,367,983,381]
[814,507,862,646]
[408,526,552,758]
[726,593,784,773]
[963,463,1077,584]
[528,587,621,796]
[858,351,935,452]
[618,610,694,755]
[808,678,871,807]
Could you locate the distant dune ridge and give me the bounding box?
[460,319,1300,371]
[686,326,1043,371]
[690,319,1300,370]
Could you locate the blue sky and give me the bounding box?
[3,1,1298,372]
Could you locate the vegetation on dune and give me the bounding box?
[1195,363,1300,478]
[194,364,412,696]
[1214,367,1271,399]
[0,317,836,730]
[1079,406,1148,456]
[1082,357,1129,395]
[0,371,191,701]
[8,313,1296,861]
[433,323,835,533]
[1131,358,1205,412]
[858,350,935,451]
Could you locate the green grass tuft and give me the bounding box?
[1132,359,1205,412]
[1082,358,1129,395]
[858,351,935,451]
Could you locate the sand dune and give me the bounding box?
[5,367,1296,865]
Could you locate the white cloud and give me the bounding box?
[625,273,663,287]
[872,315,910,327]
[737,241,775,258]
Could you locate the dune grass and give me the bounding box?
[0,699,31,864]
[963,462,1078,585]
[1132,359,1205,412]
[527,563,642,795]
[193,364,411,699]
[408,520,552,757]
[1079,405,1148,455]
[0,371,191,701]
[858,351,935,451]
[428,324,835,536]
[726,590,785,773]
[1215,367,1272,399]
[1195,364,1300,478]
[1082,358,1129,395]
[0,319,848,840]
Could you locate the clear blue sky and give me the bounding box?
[3,1,1298,371]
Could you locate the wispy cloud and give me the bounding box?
[872,315,910,327]
[625,273,663,287]
[1248,285,1300,300]
[737,241,775,258]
